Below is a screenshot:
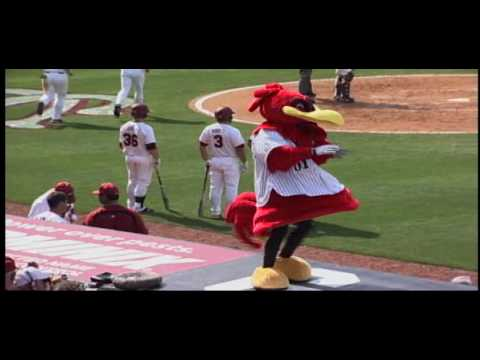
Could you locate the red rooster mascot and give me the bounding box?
[225,83,360,290]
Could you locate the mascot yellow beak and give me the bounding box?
[282,105,344,126]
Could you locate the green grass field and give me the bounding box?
[5,69,478,270]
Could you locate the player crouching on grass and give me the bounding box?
[83,182,149,234]
[119,103,159,214]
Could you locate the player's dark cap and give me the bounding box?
[214,106,235,122]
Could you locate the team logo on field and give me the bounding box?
[5,89,134,129]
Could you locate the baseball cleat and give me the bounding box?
[114,105,122,118]
[136,207,154,214]
[36,102,45,116]
[343,96,355,103]
[47,119,65,128]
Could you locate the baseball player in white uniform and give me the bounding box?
[28,181,77,223]
[36,69,72,125]
[114,69,149,118]
[334,69,355,103]
[32,191,70,224]
[119,103,159,213]
[198,106,247,218]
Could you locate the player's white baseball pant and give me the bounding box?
[125,156,153,209]
[116,70,145,106]
[208,157,241,216]
[39,72,68,120]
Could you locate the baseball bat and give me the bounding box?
[154,167,171,211]
[197,164,210,217]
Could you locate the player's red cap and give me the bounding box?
[54,181,74,195]
[5,256,17,273]
[92,183,120,199]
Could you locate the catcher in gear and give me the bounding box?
[334,69,355,103]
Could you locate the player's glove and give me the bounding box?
[313,145,340,156]
[240,162,248,173]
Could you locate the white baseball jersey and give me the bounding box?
[28,189,54,218]
[252,129,345,207]
[199,123,245,158]
[120,121,157,158]
[336,69,354,76]
[28,189,77,223]
[32,210,69,224]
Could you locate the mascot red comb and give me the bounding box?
[225,83,360,290]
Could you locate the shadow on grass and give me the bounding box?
[312,221,380,239]
[146,210,231,233]
[149,115,206,126]
[145,211,379,240]
[64,122,119,131]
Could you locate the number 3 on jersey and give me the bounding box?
[214,135,223,148]
[123,134,138,147]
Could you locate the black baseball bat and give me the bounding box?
[197,164,210,217]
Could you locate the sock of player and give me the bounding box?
[134,196,146,210]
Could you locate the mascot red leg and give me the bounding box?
[225,83,360,290]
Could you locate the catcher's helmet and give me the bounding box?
[131,104,150,119]
[214,106,235,122]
